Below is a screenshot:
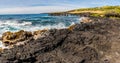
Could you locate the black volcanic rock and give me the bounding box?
[0,17,120,63]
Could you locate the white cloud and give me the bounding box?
[0,6,77,14]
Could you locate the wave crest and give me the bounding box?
[0,20,77,37]
[0,20,32,26]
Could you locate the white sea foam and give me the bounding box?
[0,20,32,26]
[0,19,80,48]
[0,20,78,37]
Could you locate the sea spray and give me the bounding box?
[0,14,80,47]
[0,19,80,35]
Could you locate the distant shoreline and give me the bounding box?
[49,6,120,18]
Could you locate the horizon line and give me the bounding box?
[0,5,119,15]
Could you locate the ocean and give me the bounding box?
[0,13,80,37]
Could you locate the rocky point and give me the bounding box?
[0,17,120,63]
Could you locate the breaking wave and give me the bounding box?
[0,14,80,47]
[0,20,78,37]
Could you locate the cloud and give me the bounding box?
[0,0,119,14]
[0,0,86,14]
[0,6,76,14]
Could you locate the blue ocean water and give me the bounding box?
[0,13,80,36]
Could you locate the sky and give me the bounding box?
[0,0,120,14]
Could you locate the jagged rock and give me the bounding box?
[2,30,33,46]
[80,17,92,23]
[68,24,76,31]
[0,17,120,63]
[33,29,48,40]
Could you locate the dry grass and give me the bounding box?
[69,10,105,14]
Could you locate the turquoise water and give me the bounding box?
[0,13,80,36]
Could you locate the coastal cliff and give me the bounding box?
[0,17,120,63]
[49,6,120,18]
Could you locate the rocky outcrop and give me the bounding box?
[0,17,120,63]
[80,17,92,23]
[33,29,48,40]
[2,30,33,46]
[1,29,48,46]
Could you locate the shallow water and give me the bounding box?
[0,14,80,37]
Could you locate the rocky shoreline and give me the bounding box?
[0,17,120,63]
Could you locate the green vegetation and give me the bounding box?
[69,6,120,12]
[49,6,120,18]
[68,6,120,18]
